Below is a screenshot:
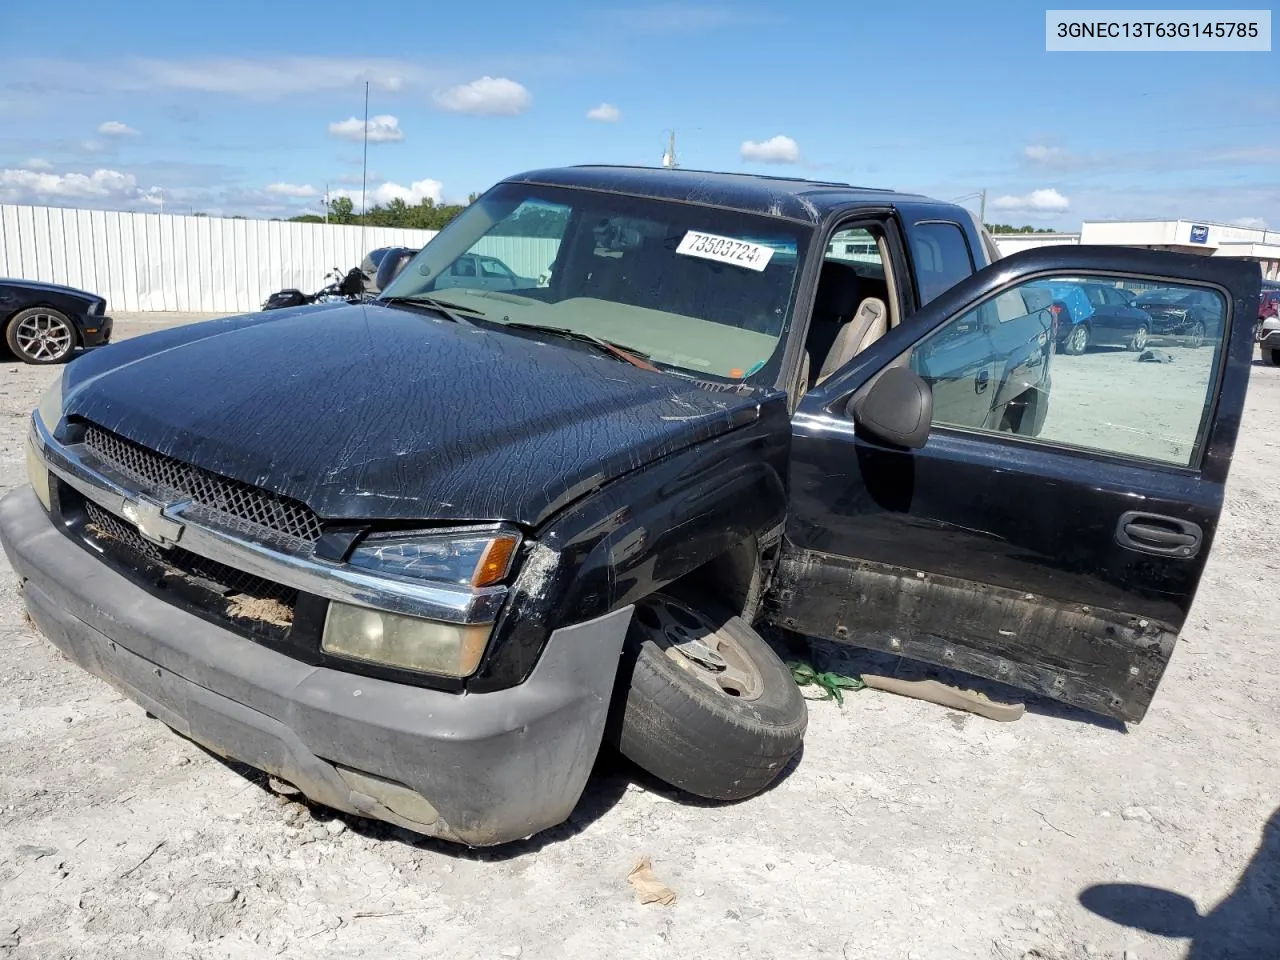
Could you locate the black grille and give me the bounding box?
[84,500,296,605]
[82,423,323,546]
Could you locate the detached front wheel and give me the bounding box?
[6,307,76,364]
[606,590,807,801]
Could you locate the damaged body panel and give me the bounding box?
[767,551,1177,722]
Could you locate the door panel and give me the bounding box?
[772,247,1261,722]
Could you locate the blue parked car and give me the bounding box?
[1031,280,1153,355]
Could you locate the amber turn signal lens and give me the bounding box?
[474,534,519,587]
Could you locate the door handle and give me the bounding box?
[1115,511,1203,558]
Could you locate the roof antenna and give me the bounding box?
[360,80,370,254]
[662,130,678,170]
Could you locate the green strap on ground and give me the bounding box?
[787,661,865,705]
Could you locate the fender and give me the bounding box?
[468,391,793,692]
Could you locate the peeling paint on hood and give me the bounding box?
[60,303,772,526]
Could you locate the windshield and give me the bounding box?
[379,181,811,382]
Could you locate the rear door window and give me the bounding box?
[911,222,975,305]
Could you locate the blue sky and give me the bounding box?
[0,0,1275,228]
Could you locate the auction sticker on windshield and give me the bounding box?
[676,231,775,272]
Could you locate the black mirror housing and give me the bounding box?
[847,366,933,449]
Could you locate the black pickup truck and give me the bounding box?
[1,166,1259,846]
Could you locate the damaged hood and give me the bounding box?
[60,303,770,525]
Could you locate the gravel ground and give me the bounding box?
[0,314,1276,960]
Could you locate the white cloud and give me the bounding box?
[1230,216,1268,229]
[23,158,52,170]
[0,167,140,203]
[265,182,317,198]
[1021,143,1091,171]
[328,115,405,142]
[98,120,138,137]
[740,135,800,164]
[990,188,1071,213]
[587,102,621,122]
[433,77,531,116]
[1212,146,1280,164]
[333,178,445,207]
[80,140,106,153]
[1024,144,1065,163]
[116,57,424,98]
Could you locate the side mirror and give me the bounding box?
[847,366,933,449]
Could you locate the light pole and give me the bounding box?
[954,189,987,223]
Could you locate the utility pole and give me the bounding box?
[324,184,330,224]
[662,131,678,169]
[979,188,987,224]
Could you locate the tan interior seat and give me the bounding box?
[815,296,888,384]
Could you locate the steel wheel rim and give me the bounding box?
[1133,326,1148,351]
[1070,326,1087,352]
[637,596,765,702]
[15,313,73,361]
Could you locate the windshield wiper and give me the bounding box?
[500,322,659,371]
[379,295,485,325]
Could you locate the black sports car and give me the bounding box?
[1134,286,1223,348]
[0,279,113,365]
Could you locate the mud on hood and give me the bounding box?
[59,304,771,526]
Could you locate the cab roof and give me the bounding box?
[503,165,938,225]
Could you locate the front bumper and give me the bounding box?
[0,487,632,846]
[77,313,113,348]
[1259,330,1280,351]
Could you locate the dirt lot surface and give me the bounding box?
[0,314,1276,960]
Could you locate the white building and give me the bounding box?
[992,219,1280,281]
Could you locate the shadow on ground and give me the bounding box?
[1079,806,1280,958]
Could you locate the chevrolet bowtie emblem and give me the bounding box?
[120,495,186,547]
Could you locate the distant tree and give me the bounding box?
[986,223,1060,234]
[328,196,355,224]
[290,214,325,224]
[191,212,209,217]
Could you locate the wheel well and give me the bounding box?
[2,303,81,347]
[668,536,772,624]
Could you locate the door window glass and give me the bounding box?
[902,273,1228,467]
[911,222,975,304]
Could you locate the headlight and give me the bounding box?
[322,603,492,677]
[324,529,521,676]
[36,374,65,433]
[348,530,519,587]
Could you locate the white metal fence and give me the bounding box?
[0,204,440,313]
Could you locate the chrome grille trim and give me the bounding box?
[33,416,506,625]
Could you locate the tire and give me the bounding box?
[5,307,76,364]
[1063,323,1089,356]
[606,589,807,801]
[1267,348,1280,367]
[1185,320,1206,349]
[1128,324,1149,352]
